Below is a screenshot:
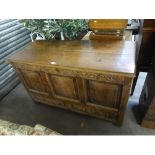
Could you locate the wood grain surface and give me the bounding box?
[8,40,135,125]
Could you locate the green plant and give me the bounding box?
[20,19,88,40]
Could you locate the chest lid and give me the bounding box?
[8,40,136,77]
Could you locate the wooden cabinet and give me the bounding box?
[136,19,155,71]
[131,19,155,94]
[139,52,155,129]
[139,71,155,129]
[8,40,135,126]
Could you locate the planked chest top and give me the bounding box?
[8,40,136,77]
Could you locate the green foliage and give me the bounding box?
[20,19,88,40]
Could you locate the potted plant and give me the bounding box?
[20,19,88,41]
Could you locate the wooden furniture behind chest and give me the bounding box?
[8,40,135,126]
[131,19,155,94]
[136,19,155,72]
[139,52,155,129]
[88,19,128,40]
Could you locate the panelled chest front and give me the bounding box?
[8,40,135,125]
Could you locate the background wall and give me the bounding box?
[0,19,31,100]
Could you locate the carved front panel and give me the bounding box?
[47,74,79,102]
[20,69,50,96]
[42,66,124,84]
[86,80,122,108]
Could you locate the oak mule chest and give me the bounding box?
[8,40,135,126]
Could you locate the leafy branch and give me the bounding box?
[20,19,88,40]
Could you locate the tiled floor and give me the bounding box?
[0,72,155,135]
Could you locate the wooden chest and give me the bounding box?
[8,40,135,125]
